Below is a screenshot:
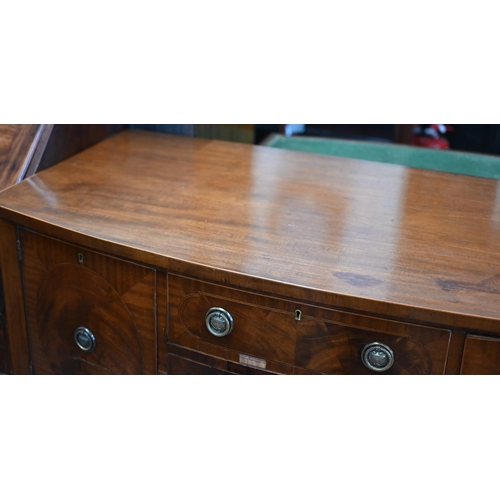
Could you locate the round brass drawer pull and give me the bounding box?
[205,307,234,337]
[361,342,394,372]
[74,326,96,353]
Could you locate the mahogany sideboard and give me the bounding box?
[0,124,125,373]
[1,129,500,375]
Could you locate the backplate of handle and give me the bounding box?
[74,326,96,353]
[205,307,234,337]
[361,342,394,372]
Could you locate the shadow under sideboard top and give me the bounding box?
[0,129,499,339]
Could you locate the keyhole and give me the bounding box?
[78,253,84,263]
[295,309,302,321]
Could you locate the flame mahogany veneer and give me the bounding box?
[1,130,499,374]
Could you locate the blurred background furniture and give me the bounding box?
[132,124,255,143]
[257,125,500,156]
[264,133,500,179]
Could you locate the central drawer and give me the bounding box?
[164,275,452,374]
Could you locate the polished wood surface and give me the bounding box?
[0,220,30,374]
[0,124,56,372]
[167,275,451,374]
[460,335,500,374]
[0,124,126,189]
[0,268,7,374]
[295,315,450,375]
[35,124,126,173]
[19,230,156,374]
[444,331,466,375]
[1,125,32,372]
[0,124,128,372]
[168,354,231,375]
[166,274,298,374]
[167,346,277,375]
[1,130,500,337]
[0,125,20,169]
[0,125,52,191]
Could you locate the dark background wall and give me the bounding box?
[448,125,500,155]
[133,125,500,156]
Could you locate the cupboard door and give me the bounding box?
[20,230,156,374]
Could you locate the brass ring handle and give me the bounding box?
[74,326,96,353]
[361,342,394,372]
[205,307,234,337]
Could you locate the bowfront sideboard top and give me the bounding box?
[1,129,500,374]
[0,129,499,333]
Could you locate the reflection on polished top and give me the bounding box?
[0,129,500,332]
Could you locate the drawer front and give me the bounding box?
[20,230,156,375]
[166,275,298,374]
[168,354,232,375]
[167,354,275,375]
[295,306,451,374]
[461,335,500,374]
[167,274,451,375]
[167,344,278,375]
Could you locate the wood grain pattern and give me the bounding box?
[34,124,126,173]
[0,267,7,374]
[157,272,168,373]
[165,274,298,373]
[1,125,27,372]
[167,346,277,375]
[1,130,500,336]
[19,230,156,374]
[0,125,48,191]
[167,274,450,375]
[445,331,467,374]
[168,354,231,375]
[24,125,54,177]
[0,124,125,373]
[0,220,30,374]
[460,335,500,374]
[295,318,450,375]
[0,125,20,170]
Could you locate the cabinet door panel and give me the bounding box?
[20,230,156,374]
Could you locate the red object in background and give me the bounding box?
[411,125,453,149]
